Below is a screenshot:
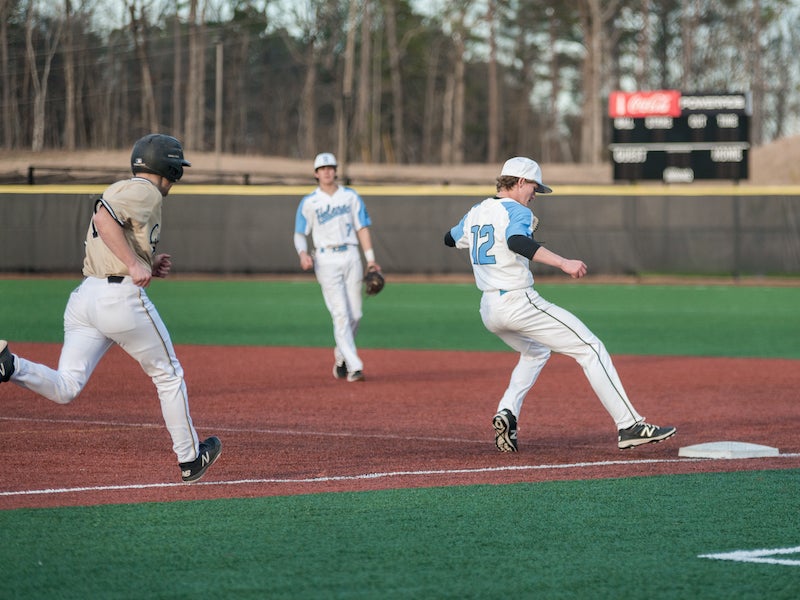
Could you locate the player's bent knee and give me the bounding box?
[52,389,79,404]
[52,377,84,404]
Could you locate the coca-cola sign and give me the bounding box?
[608,90,682,118]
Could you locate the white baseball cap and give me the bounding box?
[500,156,552,193]
[314,152,337,170]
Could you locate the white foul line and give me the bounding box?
[2,455,800,499]
[699,546,800,566]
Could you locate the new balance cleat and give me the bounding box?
[346,370,365,382]
[618,422,676,449]
[492,409,518,452]
[333,361,348,379]
[0,340,15,383]
[180,436,222,482]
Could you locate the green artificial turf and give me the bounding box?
[2,470,798,598]
[2,278,798,599]
[1,278,798,357]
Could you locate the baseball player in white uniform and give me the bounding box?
[444,156,676,452]
[0,134,221,483]
[294,152,380,382]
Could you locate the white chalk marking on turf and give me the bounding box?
[2,455,800,498]
[699,546,800,566]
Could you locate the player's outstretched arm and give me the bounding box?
[532,246,587,279]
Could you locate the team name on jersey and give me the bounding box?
[316,204,350,225]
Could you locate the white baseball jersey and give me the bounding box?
[447,193,643,431]
[294,184,372,375]
[449,196,536,292]
[295,185,371,249]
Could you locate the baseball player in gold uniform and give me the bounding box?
[0,134,221,483]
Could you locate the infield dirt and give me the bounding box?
[2,343,798,510]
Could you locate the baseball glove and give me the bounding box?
[364,267,385,296]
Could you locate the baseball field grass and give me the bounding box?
[3,277,799,358]
[1,278,799,598]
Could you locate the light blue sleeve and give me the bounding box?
[449,213,468,243]
[503,201,533,238]
[450,201,482,243]
[352,189,372,228]
[295,195,311,234]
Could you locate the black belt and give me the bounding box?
[107,276,125,283]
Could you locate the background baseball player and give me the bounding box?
[444,156,676,452]
[0,134,221,483]
[293,152,381,382]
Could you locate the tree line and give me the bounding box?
[1,0,797,168]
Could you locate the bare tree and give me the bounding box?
[634,0,652,90]
[575,0,620,164]
[337,0,358,172]
[185,0,204,149]
[544,5,572,162]
[370,17,383,162]
[749,0,764,145]
[422,37,441,164]
[128,1,158,134]
[172,13,183,137]
[277,0,342,158]
[354,0,373,162]
[452,28,466,164]
[439,1,476,165]
[25,0,62,151]
[440,48,454,165]
[0,0,19,149]
[62,0,76,149]
[486,0,500,163]
[679,0,696,90]
[383,0,404,163]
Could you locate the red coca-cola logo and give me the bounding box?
[609,90,682,117]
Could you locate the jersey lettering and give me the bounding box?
[316,204,351,225]
[149,223,160,254]
[471,224,497,265]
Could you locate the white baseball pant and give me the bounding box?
[314,245,364,371]
[10,276,200,463]
[480,287,643,429]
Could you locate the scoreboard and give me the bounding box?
[608,91,751,183]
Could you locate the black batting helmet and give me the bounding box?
[131,134,191,182]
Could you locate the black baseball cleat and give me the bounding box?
[180,436,222,483]
[333,360,348,379]
[618,422,676,449]
[0,340,15,383]
[492,409,518,452]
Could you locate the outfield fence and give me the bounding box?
[2,185,799,276]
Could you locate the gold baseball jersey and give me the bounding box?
[82,177,162,277]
